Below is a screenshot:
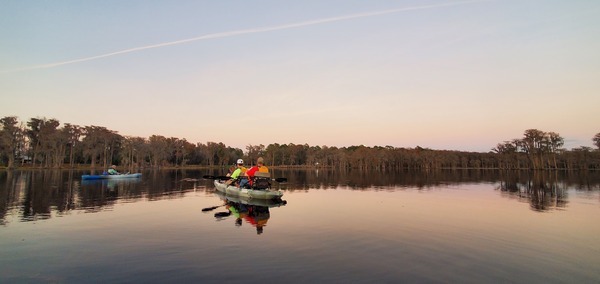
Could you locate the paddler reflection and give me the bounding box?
[211,191,287,235]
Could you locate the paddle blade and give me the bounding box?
[214,212,231,218]
[202,205,221,212]
[203,175,231,180]
[274,177,287,182]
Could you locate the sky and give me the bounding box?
[1,0,599,152]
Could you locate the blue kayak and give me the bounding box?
[81,173,142,180]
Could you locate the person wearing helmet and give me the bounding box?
[226,159,247,186]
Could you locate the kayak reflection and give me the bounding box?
[81,178,141,189]
[212,191,287,235]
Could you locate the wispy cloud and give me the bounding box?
[2,0,490,74]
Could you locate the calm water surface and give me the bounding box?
[0,169,599,283]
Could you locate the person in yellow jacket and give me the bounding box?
[240,157,269,189]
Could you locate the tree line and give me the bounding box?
[1,116,599,170]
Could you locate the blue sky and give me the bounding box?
[1,0,599,152]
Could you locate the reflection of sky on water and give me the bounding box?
[0,170,599,282]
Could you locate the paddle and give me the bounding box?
[203,175,287,182]
[202,204,225,212]
[214,212,231,218]
[202,175,231,180]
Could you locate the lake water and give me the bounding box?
[1,169,599,283]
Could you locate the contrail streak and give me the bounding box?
[4,0,489,73]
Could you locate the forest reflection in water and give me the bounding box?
[0,169,599,224]
[1,169,600,283]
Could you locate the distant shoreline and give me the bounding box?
[2,165,598,171]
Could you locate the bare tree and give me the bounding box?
[25,118,46,167]
[120,136,147,172]
[546,132,564,169]
[245,144,266,166]
[205,142,219,167]
[521,129,546,169]
[593,133,600,150]
[62,124,82,168]
[81,126,120,169]
[148,135,169,167]
[214,142,228,167]
[0,116,24,168]
[36,118,60,168]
